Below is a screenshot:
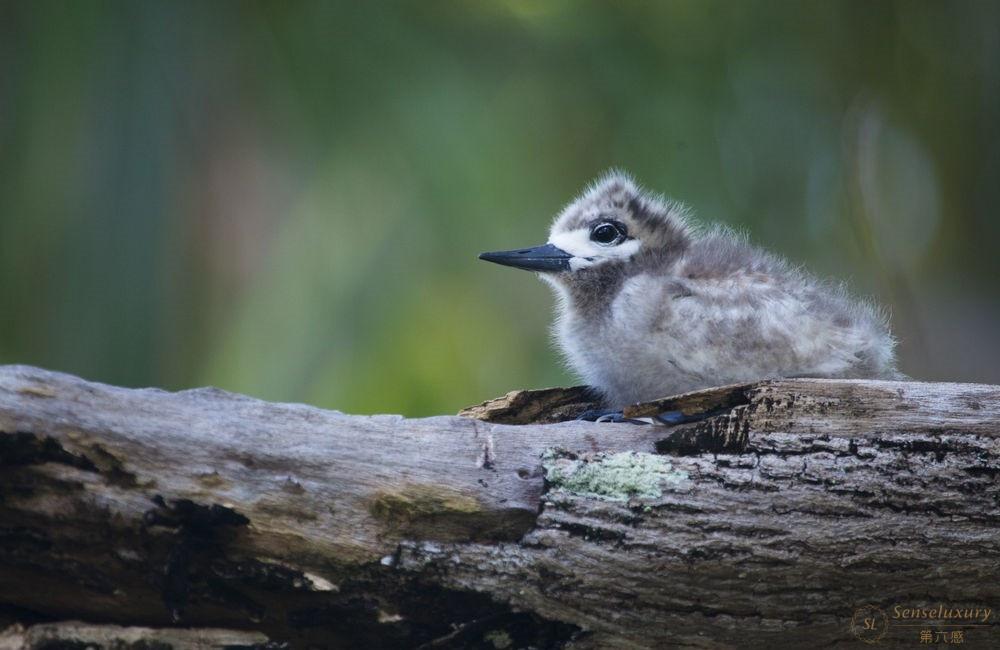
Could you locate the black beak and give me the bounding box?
[479,243,573,272]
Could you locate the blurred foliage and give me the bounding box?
[1,0,998,415]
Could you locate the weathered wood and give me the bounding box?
[622,381,754,419]
[1,365,999,648]
[0,621,269,650]
[458,385,601,424]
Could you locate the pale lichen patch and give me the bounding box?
[377,609,404,624]
[485,629,513,648]
[197,470,227,488]
[543,450,687,501]
[17,383,56,398]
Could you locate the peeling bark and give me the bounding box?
[1,365,999,648]
[458,385,601,424]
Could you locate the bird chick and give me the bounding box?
[480,171,902,409]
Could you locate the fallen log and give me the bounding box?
[1,365,998,648]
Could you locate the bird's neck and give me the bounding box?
[559,264,628,322]
[555,248,683,321]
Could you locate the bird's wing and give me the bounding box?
[611,270,897,381]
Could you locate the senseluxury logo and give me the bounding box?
[851,603,993,644]
[852,605,889,644]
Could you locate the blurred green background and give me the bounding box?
[1,1,998,416]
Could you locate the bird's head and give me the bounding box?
[479,171,692,286]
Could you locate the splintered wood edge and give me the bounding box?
[459,382,757,424]
[622,382,757,418]
[458,385,601,424]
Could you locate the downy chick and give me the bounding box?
[480,171,902,408]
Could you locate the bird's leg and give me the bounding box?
[575,408,646,424]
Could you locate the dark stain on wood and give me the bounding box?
[0,431,97,473]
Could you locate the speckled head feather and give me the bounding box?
[540,172,695,320]
[549,170,693,259]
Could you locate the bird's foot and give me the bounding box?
[575,408,646,424]
[652,410,700,426]
[576,408,705,425]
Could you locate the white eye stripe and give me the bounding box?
[549,229,594,257]
[549,228,642,269]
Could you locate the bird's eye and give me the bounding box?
[590,221,625,246]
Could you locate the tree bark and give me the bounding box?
[0,621,269,650]
[1,365,998,648]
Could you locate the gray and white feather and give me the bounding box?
[480,171,902,408]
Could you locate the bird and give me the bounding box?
[479,171,902,415]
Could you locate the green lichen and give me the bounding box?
[543,450,687,501]
[484,630,512,649]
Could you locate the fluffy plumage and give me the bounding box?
[538,171,902,407]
